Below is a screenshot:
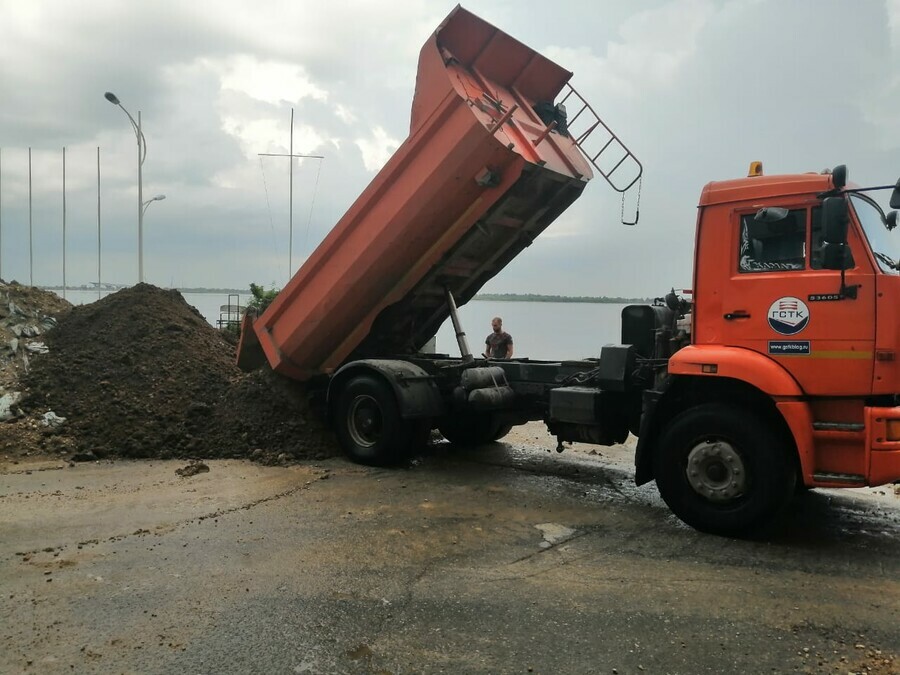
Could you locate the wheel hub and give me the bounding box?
[685,440,746,502]
[347,395,382,448]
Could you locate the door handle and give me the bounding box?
[724,312,751,320]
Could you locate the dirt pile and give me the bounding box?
[6,284,338,463]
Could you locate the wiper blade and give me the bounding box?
[873,251,900,270]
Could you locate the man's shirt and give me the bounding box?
[485,331,513,358]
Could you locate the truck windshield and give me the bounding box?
[851,194,900,274]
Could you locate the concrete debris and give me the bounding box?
[0,283,71,396]
[0,392,22,422]
[40,411,66,428]
[535,522,577,548]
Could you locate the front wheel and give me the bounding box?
[334,375,415,466]
[654,403,796,536]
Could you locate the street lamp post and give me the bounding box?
[104,91,152,283]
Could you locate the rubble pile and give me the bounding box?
[5,283,337,463]
[0,281,72,422]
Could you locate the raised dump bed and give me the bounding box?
[239,5,635,380]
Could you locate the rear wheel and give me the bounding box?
[335,375,415,466]
[654,403,795,536]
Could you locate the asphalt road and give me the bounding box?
[1,435,898,674]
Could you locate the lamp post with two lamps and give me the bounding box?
[104,91,164,284]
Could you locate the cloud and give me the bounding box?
[865,0,900,148]
[335,105,357,125]
[354,126,401,173]
[213,56,328,106]
[889,0,900,41]
[547,0,717,101]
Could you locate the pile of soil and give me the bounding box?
[5,284,338,464]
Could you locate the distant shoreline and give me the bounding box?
[40,287,650,304]
[39,286,249,295]
[473,293,650,304]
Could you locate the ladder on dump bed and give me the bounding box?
[559,83,643,225]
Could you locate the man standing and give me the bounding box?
[483,316,514,359]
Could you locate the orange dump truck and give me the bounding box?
[238,5,638,380]
[239,6,900,535]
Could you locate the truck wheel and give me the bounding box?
[438,414,502,446]
[335,375,413,466]
[654,404,795,536]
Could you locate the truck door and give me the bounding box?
[716,204,875,396]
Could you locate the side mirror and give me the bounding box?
[754,207,789,223]
[821,196,852,272]
[822,196,849,244]
[887,211,899,231]
[891,178,900,210]
[821,242,852,270]
[831,165,848,190]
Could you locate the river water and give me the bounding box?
[57,289,631,362]
[433,299,629,360]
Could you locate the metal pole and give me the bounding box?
[97,147,101,299]
[445,287,473,361]
[62,146,67,299]
[28,147,33,287]
[137,111,144,284]
[0,147,3,282]
[289,107,294,280]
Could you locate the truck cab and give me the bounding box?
[694,169,876,397]
[641,164,900,534]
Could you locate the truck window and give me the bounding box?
[738,209,807,273]
[851,194,896,274]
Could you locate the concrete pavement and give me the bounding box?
[1,440,897,674]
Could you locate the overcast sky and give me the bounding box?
[1,0,898,297]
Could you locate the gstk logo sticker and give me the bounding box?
[767,296,809,335]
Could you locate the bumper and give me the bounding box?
[867,407,900,485]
